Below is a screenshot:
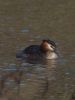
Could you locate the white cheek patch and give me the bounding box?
[47,44,54,51]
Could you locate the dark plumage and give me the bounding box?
[16,39,58,59]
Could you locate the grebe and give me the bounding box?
[16,39,58,59]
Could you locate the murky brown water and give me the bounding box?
[0,0,75,100]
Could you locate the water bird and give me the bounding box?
[16,39,58,60]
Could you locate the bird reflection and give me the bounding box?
[0,57,57,100]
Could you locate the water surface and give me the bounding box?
[0,0,75,100]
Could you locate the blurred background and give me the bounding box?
[0,0,75,100]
